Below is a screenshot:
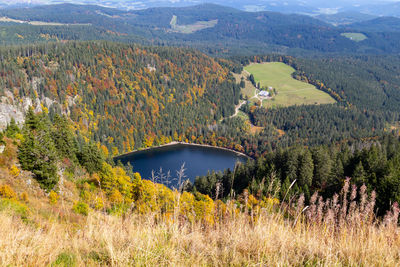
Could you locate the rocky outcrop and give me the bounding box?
[0,88,65,130]
[0,102,25,131]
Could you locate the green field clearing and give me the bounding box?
[341,32,368,42]
[232,72,256,99]
[244,62,336,108]
[0,16,91,26]
[170,15,218,34]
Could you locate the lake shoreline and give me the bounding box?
[114,141,252,160]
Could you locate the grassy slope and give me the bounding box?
[169,15,218,34]
[1,187,399,266]
[341,32,368,42]
[245,62,336,108]
[232,71,257,100]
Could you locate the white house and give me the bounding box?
[259,91,270,97]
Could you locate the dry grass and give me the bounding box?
[1,161,399,266]
[1,196,400,266]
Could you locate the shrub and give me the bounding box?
[109,189,123,205]
[9,165,20,177]
[52,252,76,267]
[49,191,59,205]
[0,198,28,219]
[93,197,104,210]
[0,184,17,199]
[73,201,89,216]
[14,133,24,143]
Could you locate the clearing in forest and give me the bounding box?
[169,15,218,34]
[244,62,336,108]
[341,32,367,42]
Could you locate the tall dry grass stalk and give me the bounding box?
[1,178,400,266]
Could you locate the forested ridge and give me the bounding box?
[3,42,400,159]
[213,54,400,156]
[1,4,400,55]
[0,41,240,155]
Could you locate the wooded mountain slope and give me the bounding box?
[1,4,400,55]
[0,42,240,154]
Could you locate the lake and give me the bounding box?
[115,143,250,188]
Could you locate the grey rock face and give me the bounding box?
[0,102,25,131]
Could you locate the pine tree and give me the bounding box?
[52,114,78,162]
[78,141,104,174]
[5,118,20,138]
[298,150,314,188]
[18,109,59,190]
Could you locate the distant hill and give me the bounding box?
[0,3,399,55]
[348,16,400,32]
[358,1,400,17]
[316,11,377,26]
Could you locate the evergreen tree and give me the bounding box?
[298,150,314,188]
[78,141,104,174]
[52,114,78,162]
[18,108,59,190]
[5,118,20,138]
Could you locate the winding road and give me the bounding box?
[230,100,246,118]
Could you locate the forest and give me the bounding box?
[1,4,400,55]
[0,41,241,155]
[194,134,400,215]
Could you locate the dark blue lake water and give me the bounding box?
[115,144,249,188]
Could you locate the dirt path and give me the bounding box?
[230,100,246,118]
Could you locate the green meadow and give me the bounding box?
[170,15,218,34]
[341,32,368,42]
[244,62,335,108]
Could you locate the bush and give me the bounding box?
[0,198,29,219]
[93,197,104,210]
[73,201,89,216]
[49,191,59,205]
[52,252,76,267]
[0,184,17,199]
[9,165,20,177]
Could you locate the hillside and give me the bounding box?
[0,42,240,155]
[3,43,400,159]
[1,2,400,265]
[0,112,400,266]
[0,4,399,54]
[347,16,400,32]
[316,11,377,26]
